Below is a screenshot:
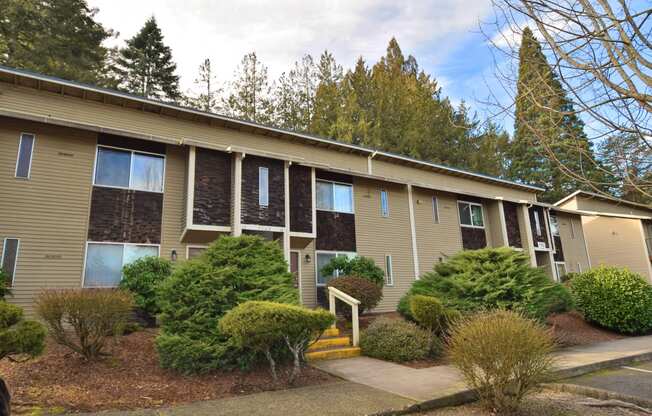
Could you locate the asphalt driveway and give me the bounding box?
[565,360,652,402]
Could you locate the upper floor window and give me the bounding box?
[550,213,560,237]
[1,238,19,287]
[380,189,389,217]
[259,167,269,207]
[94,146,164,192]
[432,196,440,223]
[316,180,353,213]
[458,201,484,228]
[15,133,35,179]
[534,211,542,237]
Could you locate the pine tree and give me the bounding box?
[310,51,344,137]
[510,27,603,202]
[330,57,372,145]
[223,52,274,124]
[113,16,180,101]
[273,54,317,131]
[0,0,113,84]
[188,58,221,112]
[599,134,652,203]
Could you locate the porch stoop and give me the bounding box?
[306,327,361,361]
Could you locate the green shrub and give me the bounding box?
[0,274,11,300]
[35,289,134,360]
[0,302,46,360]
[156,235,299,373]
[570,266,652,334]
[220,301,334,382]
[409,295,445,333]
[119,256,172,319]
[327,275,382,316]
[360,318,431,362]
[398,248,572,321]
[320,256,385,286]
[448,310,554,414]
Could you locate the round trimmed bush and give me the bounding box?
[570,266,652,334]
[327,275,382,316]
[409,295,445,332]
[398,248,572,321]
[360,317,430,362]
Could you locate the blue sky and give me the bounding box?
[88,0,507,125]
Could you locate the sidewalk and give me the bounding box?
[313,335,652,403]
[73,381,415,416]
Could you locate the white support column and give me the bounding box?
[497,200,509,247]
[311,167,317,236]
[283,161,291,265]
[233,152,243,236]
[544,208,559,281]
[186,146,196,229]
[520,204,537,267]
[407,184,420,279]
[637,219,652,282]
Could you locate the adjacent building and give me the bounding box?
[555,190,652,282]
[0,66,614,315]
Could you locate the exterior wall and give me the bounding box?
[554,212,590,274]
[582,216,652,281]
[241,155,285,227]
[485,200,505,248]
[0,84,538,203]
[353,178,415,312]
[292,238,317,308]
[160,145,187,261]
[565,195,651,218]
[0,118,96,314]
[193,148,231,226]
[412,188,463,276]
[289,165,312,233]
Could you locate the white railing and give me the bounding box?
[328,286,361,347]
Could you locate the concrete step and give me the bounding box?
[308,336,350,352]
[322,327,340,337]
[306,346,361,362]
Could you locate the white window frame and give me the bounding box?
[186,244,208,260]
[82,241,160,288]
[432,196,440,224]
[314,250,357,287]
[15,133,35,179]
[380,189,389,217]
[1,238,20,287]
[385,254,394,286]
[316,179,354,214]
[458,200,485,229]
[550,213,560,237]
[258,166,269,207]
[92,145,166,193]
[534,211,542,237]
[555,261,567,279]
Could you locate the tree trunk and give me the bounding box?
[0,377,11,416]
[264,349,277,382]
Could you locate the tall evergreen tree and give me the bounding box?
[223,51,274,124]
[509,27,603,202]
[113,16,180,101]
[599,134,652,204]
[0,0,113,84]
[273,54,317,132]
[188,58,221,112]
[310,51,344,137]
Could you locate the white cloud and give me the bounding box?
[88,0,493,92]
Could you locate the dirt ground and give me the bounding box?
[418,391,651,415]
[0,329,337,413]
[547,311,625,347]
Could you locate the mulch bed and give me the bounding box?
[0,329,338,413]
[547,310,626,347]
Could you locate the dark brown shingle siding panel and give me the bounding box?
[316,211,356,251]
[554,236,565,262]
[98,133,166,154]
[503,201,522,248]
[529,206,549,248]
[193,148,231,226]
[316,170,353,184]
[241,155,285,227]
[289,165,312,233]
[461,227,487,250]
[88,187,162,244]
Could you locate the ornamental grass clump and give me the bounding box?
[570,266,652,334]
[35,289,133,360]
[448,310,555,415]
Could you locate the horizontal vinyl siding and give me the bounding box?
[412,188,463,276]
[354,178,414,312]
[0,84,538,203]
[292,238,317,308]
[0,119,95,315]
[555,212,590,274]
[582,216,652,281]
[574,197,651,218]
[161,144,187,261]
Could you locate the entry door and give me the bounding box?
[290,251,300,289]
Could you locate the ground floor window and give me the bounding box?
[316,251,356,286]
[1,238,19,287]
[84,242,159,287]
[186,246,207,259]
[385,254,394,286]
[555,261,567,279]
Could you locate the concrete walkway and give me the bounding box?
[313,335,652,403]
[73,381,415,416]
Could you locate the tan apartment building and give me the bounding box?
[0,66,580,314]
[555,191,652,282]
